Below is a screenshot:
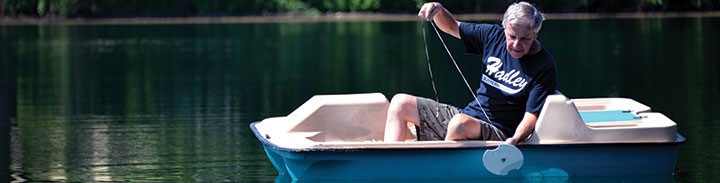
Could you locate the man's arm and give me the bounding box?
[505,112,538,145]
[418,2,462,39]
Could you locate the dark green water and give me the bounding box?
[2,17,719,182]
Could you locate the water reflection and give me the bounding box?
[3,17,719,182]
[275,174,675,183]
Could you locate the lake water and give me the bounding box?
[2,17,719,182]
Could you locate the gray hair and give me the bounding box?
[502,2,545,34]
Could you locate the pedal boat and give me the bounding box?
[250,93,685,181]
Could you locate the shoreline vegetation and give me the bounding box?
[2,11,720,25]
[2,0,720,25]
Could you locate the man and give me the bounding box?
[383,1,557,146]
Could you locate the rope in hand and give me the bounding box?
[422,21,441,105]
[422,20,503,139]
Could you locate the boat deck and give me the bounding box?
[254,93,679,149]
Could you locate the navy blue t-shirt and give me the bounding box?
[458,22,558,137]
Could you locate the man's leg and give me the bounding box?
[415,98,460,141]
[445,114,506,141]
[384,94,420,142]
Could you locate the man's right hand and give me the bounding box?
[418,2,461,39]
[418,2,443,21]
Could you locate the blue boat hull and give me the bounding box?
[250,93,685,181]
[260,132,684,180]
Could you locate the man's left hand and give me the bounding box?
[504,137,518,146]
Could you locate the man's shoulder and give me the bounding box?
[521,47,557,74]
[460,22,505,47]
[526,43,555,63]
[460,22,503,32]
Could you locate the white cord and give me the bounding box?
[426,21,504,139]
[422,22,442,117]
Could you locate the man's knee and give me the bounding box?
[448,114,468,130]
[389,93,415,112]
[447,114,479,140]
[450,113,474,124]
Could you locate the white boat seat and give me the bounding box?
[254,93,390,148]
[525,95,677,144]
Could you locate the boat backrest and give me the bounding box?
[526,94,677,144]
[258,93,389,146]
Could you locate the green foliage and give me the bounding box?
[1,0,719,17]
[350,0,381,12]
[647,0,664,5]
[276,0,317,12]
[318,0,379,12]
[36,0,73,16]
[5,0,38,16]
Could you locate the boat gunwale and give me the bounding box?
[250,122,686,153]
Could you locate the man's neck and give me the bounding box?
[529,40,542,55]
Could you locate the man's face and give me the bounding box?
[504,23,537,59]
